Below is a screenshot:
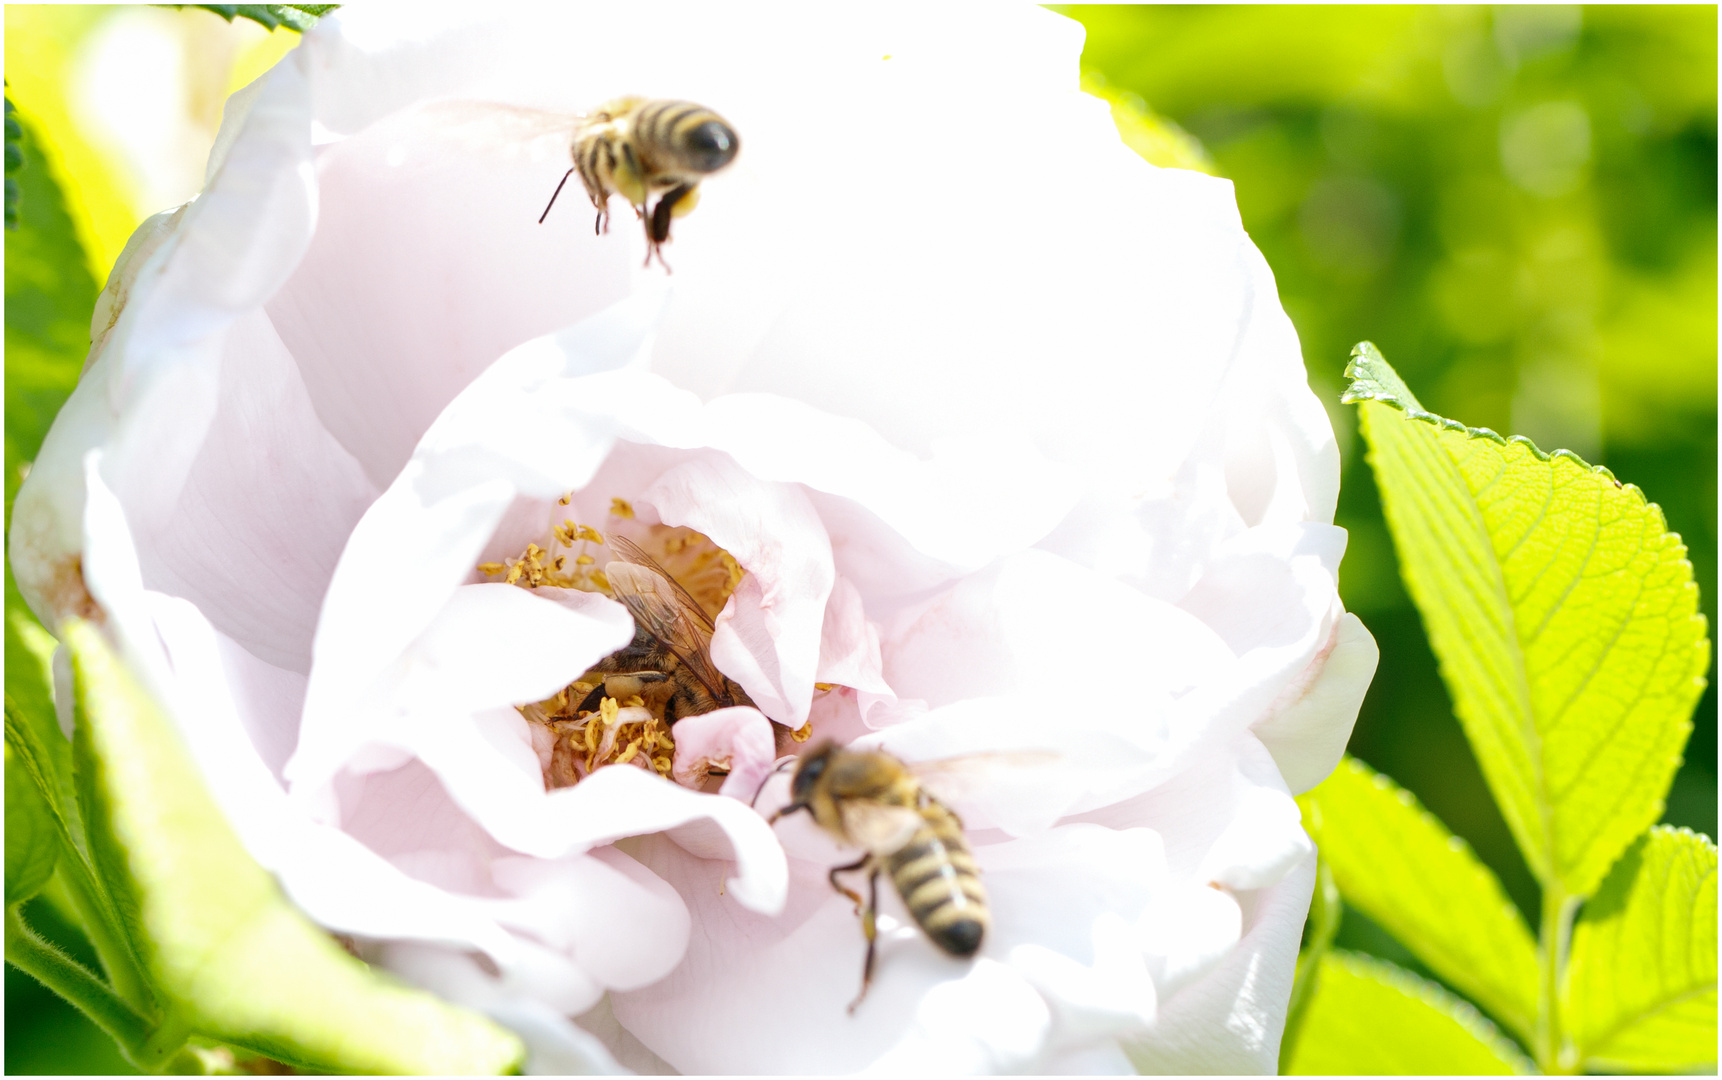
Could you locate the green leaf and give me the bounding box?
[1284,950,1535,1075]
[6,577,76,821]
[7,576,155,1014]
[5,906,153,1055]
[178,5,338,32]
[1278,856,1341,1072]
[5,96,22,230]
[6,740,59,905]
[1566,826,1717,1072]
[1080,72,1216,174]
[4,107,96,525]
[1299,756,1540,1042]
[1344,342,1710,899]
[62,619,526,1074]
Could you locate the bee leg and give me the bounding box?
[642,183,694,273]
[651,184,692,246]
[847,866,881,1015]
[827,855,868,910]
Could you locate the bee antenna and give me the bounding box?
[752,755,800,812]
[538,167,575,224]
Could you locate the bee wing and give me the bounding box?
[607,536,718,631]
[900,751,1064,809]
[406,99,579,160]
[604,556,732,701]
[839,800,925,855]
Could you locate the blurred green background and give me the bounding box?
[5,4,1716,1072]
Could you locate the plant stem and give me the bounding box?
[1277,857,1342,1073]
[1535,886,1580,1074]
[53,855,156,1012]
[5,905,152,1054]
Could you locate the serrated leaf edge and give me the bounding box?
[1345,340,1710,894]
[1325,950,1537,1074]
[1307,757,1541,1041]
[1574,826,1718,1069]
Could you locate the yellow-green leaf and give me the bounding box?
[63,619,525,1075]
[1344,342,1709,899]
[1284,950,1534,1075]
[6,739,59,905]
[1567,826,1717,1072]
[1300,756,1539,1041]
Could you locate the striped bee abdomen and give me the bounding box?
[886,800,988,957]
[631,100,739,176]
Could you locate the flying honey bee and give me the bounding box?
[579,536,755,723]
[770,741,989,1012]
[539,97,740,269]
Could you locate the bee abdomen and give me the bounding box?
[887,808,989,958]
[632,99,738,176]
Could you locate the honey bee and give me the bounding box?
[579,536,755,723]
[770,741,989,1012]
[539,97,739,269]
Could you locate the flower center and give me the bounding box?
[479,496,749,790]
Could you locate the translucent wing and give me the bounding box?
[607,536,717,631]
[901,751,1062,809]
[839,800,925,855]
[402,99,581,161]
[604,543,730,700]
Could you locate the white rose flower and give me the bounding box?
[10,4,1379,1074]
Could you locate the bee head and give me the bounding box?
[766,740,839,824]
[684,119,739,173]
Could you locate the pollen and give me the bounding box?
[530,691,678,790]
[487,509,772,793]
[480,515,613,594]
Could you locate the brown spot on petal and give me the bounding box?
[40,555,102,630]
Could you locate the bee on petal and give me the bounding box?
[770,741,990,1012]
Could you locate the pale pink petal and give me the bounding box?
[643,454,834,725]
[862,961,1053,1073]
[376,943,626,1075]
[882,548,1234,714]
[400,584,633,714]
[129,310,378,673]
[1195,737,1315,891]
[405,712,786,915]
[1123,854,1318,1074]
[816,574,893,694]
[1136,880,1245,998]
[1254,611,1380,794]
[613,824,1173,1073]
[487,847,690,992]
[849,700,1162,835]
[669,706,777,801]
[266,98,633,487]
[291,473,518,793]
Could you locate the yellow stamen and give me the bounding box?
[610,498,635,519]
[791,719,813,743]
